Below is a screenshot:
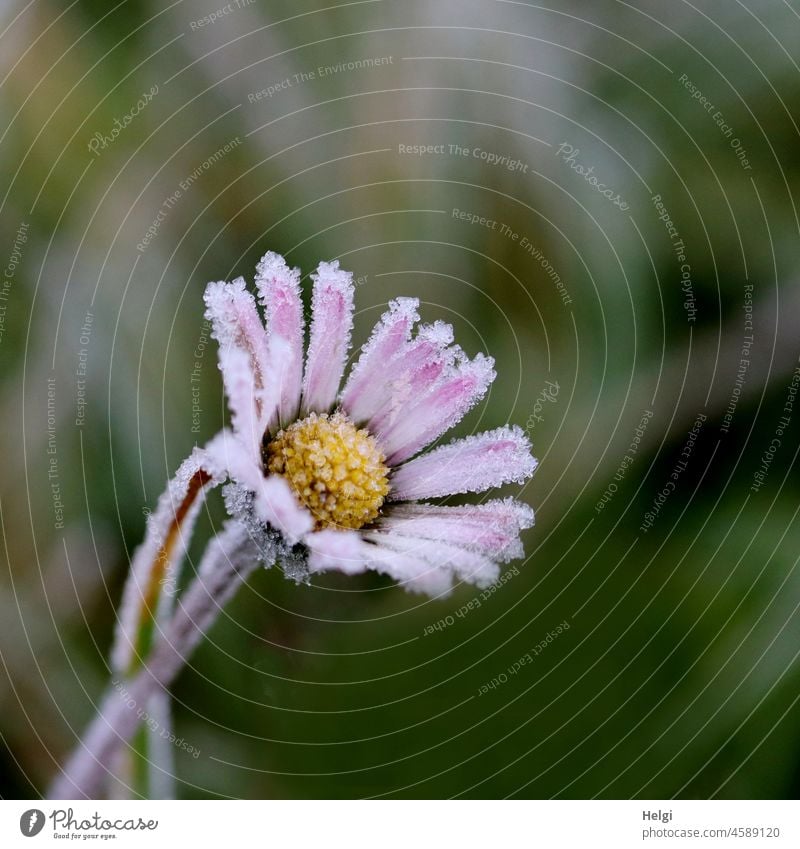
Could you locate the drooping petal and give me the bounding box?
[255,252,304,430]
[360,321,456,433]
[389,426,537,501]
[340,297,419,424]
[306,529,452,596]
[111,441,227,674]
[377,498,535,563]
[376,353,496,464]
[203,278,274,425]
[253,475,314,545]
[366,531,500,588]
[301,260,355,415]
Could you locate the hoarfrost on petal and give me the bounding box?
[255,252,305,429]
[358,321,457,432]
[377,352,496,464]
[217,347,262,460]
[306,530,452,596]
[203,278,276,427]
[253,475,314,545]
[111,442,225,673]
[360,539,454,597]
[340,299,420,423]
[206,428,264,490]
[378,497,534,563]
[389,425,537,500]
[300,260,354,415]
[366,531,500,589]
[306,528,366,575]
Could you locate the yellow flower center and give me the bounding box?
[264,411,390,531]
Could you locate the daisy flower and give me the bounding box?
[52,251,537,799]
[200,251,537,597]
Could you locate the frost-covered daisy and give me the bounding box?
[199,251,537,597]
[53,251,538,799]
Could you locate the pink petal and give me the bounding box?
[306,529,452,596]
[365,542,454,597]
[306,528,367,575]
[359,322,456,433]
[254,475,314,545]
[366,531,500,589]
[205,428,263,489]
[217,347,263,460]
[207,432,313,545]
[389,425,537,501]
[377,497,534,563]
[255,252,305,431]
[204,278,274,425]
[301,261,354,415]
[376,353,496,464]
[340,297,419,424]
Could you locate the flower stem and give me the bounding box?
[49,522,264,800]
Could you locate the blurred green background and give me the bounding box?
[1,0,799,799]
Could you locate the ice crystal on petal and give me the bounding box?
[217,347,261,459]
[359,321,456,432]
[366,531,500,588]
[340,297,420,423]
[377,352,497,464]
[112,444,224,672]
[301,260,354,415]
[221,482,284,566]
[204,279,269,381]
[255,251,304,429]
[378,498,534,563]
[389,425,537,500]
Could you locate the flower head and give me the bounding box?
[203,252,537,596]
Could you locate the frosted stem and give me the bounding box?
[49,522,265,800]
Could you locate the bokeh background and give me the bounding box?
[2,0,799,799]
